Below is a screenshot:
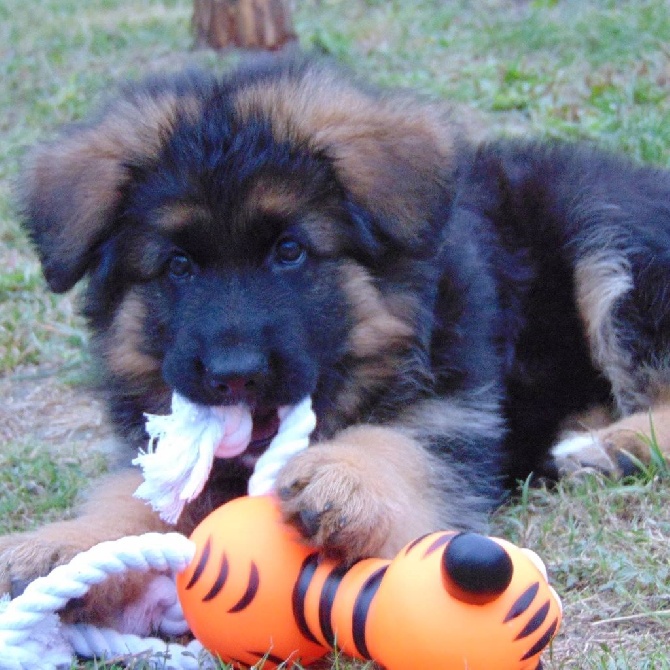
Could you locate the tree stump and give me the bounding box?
[193,0,297,51]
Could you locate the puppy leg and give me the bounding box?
[276,425,486,563]
[276,426,440,562]
[553,403,670,477]
[566,250,670,476]
[0,469,173,632]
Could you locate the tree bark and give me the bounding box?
[193,0,297,51]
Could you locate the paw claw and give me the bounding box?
[278,480,307,500]
[297,508,323,538]
[277,486,291,500]
[615,451,643,477]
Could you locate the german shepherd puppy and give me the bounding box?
[2,57,669,632]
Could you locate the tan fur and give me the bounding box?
[342,263,414,358]
[21,92,203,285]
[572,252,670,466]
[244,177,304,220]
[243,177,339,252]
[276,425,444,562]
[0,470,170,629]
[298,211,346,256]
[574,252,647,413]
[103,289,161,381]
[333,360,402,426]
[234,67,459,239]
[331,263,416,423]
[557,404,614,434]
[153,203,211,231]
[240,176,351,258]
[575,252,670,421]
[596,403,670,464]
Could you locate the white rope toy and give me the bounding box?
[0,534,205,670]
[135,393,250,524]
[134,394,316,522]
[0,395,316,669]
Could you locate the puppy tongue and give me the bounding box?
[211,404,253,458]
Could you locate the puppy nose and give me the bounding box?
[206,374,256,399]
[202,350,267,403]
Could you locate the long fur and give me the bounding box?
[3,56,670,627]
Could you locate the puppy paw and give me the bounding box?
[552,431,642,478]
[275,426,443,563]
[276,444,392,563]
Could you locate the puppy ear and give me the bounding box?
[317,93,463,254]
[20,130,129,293]
[234,64,463,254]
[19,87,199,293]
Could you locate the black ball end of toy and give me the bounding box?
[442,532,514,598]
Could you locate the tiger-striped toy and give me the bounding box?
[177,495,563,670]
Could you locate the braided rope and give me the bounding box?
[0,533,200,669]
[0,397,316,669]
[248,397,316,496]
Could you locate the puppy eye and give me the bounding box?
[274,237,306,266]
[168,253,193,280]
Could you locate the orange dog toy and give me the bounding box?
[177,496,562,670]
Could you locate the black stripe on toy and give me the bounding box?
[186,536,212,590]
[292,553,320,644]
[504,582,540,622]
[318,565,349,647]
[352,566,387,659]
[404,533,431,555]
[520,618,559,661]
[203,552,229,602]
[422,532,453,558]
[515,600,550,640]
[228,561,260,613]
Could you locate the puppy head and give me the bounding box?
[19,58,462,444]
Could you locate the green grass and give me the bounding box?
[0,439,105,533]
[494,472,670,670]
[1,0,669,668]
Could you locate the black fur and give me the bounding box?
[19,59,670,532]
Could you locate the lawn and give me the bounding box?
[0,0,669,668]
